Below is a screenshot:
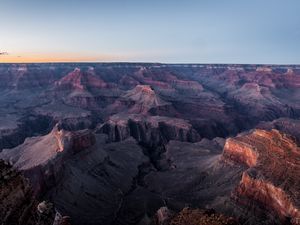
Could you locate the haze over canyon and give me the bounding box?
[0,63,300,225]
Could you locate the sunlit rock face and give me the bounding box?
[223,137,258,167]
[223,129,300,224]
[236,171,300,224]
[0,124,96,195]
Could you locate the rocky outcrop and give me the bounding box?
[54,68,121,110]
[53,125,96,153]
[0,125,96,195]
[96,114,200,147]
[152,207,239,225]
[48,137,148,225]
[122,85,170,114]
[0,160,69,225]
[1,63,300,225]
[223,137,258,167]
[55,67,107,91]
[223,129,300,224]
[69,129,96,153]
[235,171,300,224]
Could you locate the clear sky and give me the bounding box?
[0,0,299,64]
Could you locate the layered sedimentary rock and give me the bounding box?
[1,63,300,225]
[55,67,107,91]
[0,125,95,194]
[105,85,173,115]
[96,114,200,146]
[223,129,300,224]
[54,67,116,110]
[123,85,167,108]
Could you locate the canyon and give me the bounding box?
[1,63,300,225]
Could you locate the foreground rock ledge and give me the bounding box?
[152,207,239,225]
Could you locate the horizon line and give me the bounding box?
[0,61,299,66]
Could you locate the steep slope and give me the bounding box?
[223,129,300,224]
[1,63,300,225]
[54,67,120,110]
[96,114,200,146]
[0,160,70,225]
[55,67,107,91]
[0,124,95,194]
[47,136,148,225]
[120,85,172,114]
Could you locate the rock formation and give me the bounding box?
[121,85,171,114]
[96,114,200,146]
[48,136,148,225]
[0,124,96,194]
[154,207,239,225]
[55,67,107,91]
[0,160,69,225]
[223,129,300,224]
[1,63,300,225]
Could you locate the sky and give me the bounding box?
[0,0,299,64]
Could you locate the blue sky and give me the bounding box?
[0,0,299,63]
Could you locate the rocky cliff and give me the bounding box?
[0,124,96,195]
[0,160,70,225]
[96,114,200,147]
[1,63,300,225]
[223,129,300,224]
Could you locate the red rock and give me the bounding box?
[0,124,96,194]
[56,67,107,91]
[111,85,172,114]
[223,129,300,224]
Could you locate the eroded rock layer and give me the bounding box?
[0,125,96,195]
[96,114,200,146]
[223,129,300,224]
[1,63,300,225]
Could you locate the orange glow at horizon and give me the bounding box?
[0,53,128,63]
